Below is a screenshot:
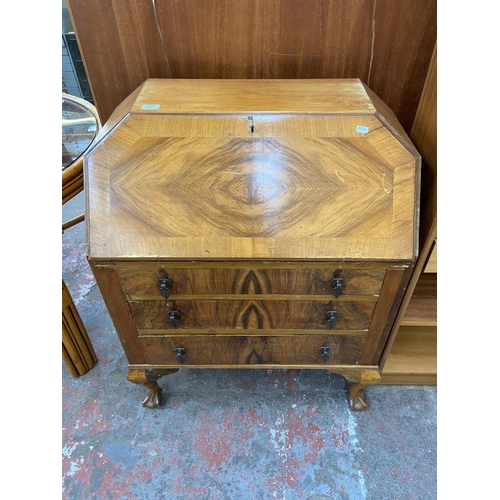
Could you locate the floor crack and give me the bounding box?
[202,470,231,500]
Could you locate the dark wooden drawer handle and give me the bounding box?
[174,347,186,364]
[319,346,330,363]
[325,310,338,330]
[331,278,345,298]
[167,310,180,329]
[158,278,173,299]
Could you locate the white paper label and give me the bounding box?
[141,104,160,110]
[355,125,369,134]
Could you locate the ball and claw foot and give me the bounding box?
[349,383,368,411]
[328,369,379,411]
[142,381,163,408]
[127,368,178,409]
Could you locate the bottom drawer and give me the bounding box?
[140,335,366,366]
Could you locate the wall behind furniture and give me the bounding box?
[67,0,436,133]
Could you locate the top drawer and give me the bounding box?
[116,267,386,298]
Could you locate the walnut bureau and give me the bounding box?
[85,79,420,410]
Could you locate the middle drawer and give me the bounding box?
[129,299,376,332]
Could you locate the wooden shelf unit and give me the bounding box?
[381,43,437,386]
[382,271,437,385]
[380,326,436,385]
[401,274,437,327]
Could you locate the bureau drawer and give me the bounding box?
[117,268,386,298]
[129,299,375,331]
[140,334,366,366]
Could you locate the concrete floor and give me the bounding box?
[62,191,437,500]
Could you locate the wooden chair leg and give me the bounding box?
[62,280,97,377]
[62,213,85,232]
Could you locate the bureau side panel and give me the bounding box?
[89,262,146,364]
[358,267,412,365]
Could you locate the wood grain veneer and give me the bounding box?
[129,299,376,331]
[86,79,419,262]
[86,79,420,409]
[116,268,386,297]
[140,335,367,367]
[131,79,377,115]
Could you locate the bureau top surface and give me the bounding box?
[130,79,376,115]
[85,79,420,262]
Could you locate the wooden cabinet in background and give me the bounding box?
[379,44,437,386]
[85,79,421,409]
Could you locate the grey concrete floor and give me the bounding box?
[62,191,437,500]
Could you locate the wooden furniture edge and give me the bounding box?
[378,42,437,383]
[88,262,146,364]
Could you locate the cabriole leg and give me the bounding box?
[126,368,178,408]
[328,369,380,411]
